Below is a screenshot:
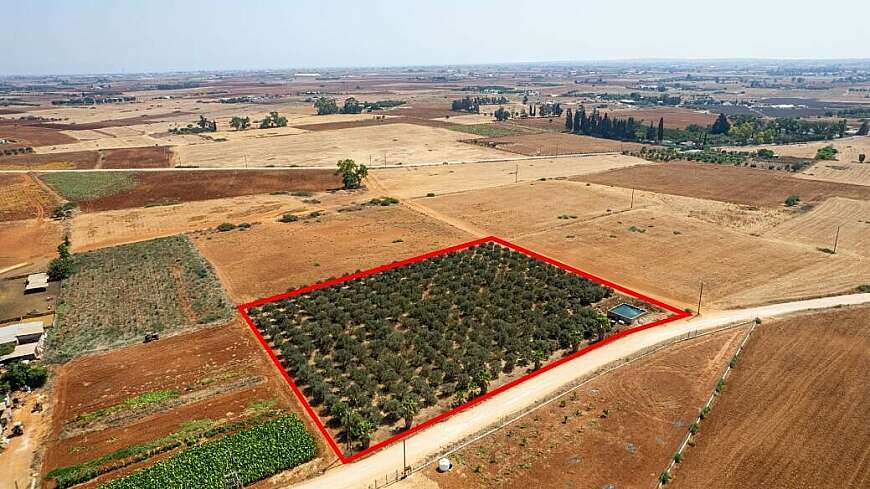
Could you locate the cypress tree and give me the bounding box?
[657,118,664,141]
[565,108,573,132]
[573,109,583,134]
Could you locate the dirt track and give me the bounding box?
[290,294,870,489]
[671,305,870,489]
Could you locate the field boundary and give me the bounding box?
[237,236,690,464]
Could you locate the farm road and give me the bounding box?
[290,293,870,489]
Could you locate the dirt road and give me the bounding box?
[290,293,870,489]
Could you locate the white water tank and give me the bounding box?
[437,457,452,472]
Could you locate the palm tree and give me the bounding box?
[399,395,419,430]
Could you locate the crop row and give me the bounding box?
[100,415,316,489]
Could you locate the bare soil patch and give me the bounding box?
[670,306,870,489]
[100,146,174,169]
[799,161,870,187]
[0,219,62,269]
[0,173,60,221]
[474,132,644,156]
[193,204,471,303]
[578,162,870,206]
[426,327,746,489]
[0,120,79,147]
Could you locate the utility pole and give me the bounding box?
[832,225,841,254]
[697,280,704,315]
[630,188,635,209]
[244,154,248,169]
[515,163,519,183]
[403,439,407,476]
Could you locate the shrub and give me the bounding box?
[715,378,726,394]
[51,202,77,219]
[1,362,49,391]
[279,213,299,223]
[673,452,682,463]
[689,422,700,434]
[660,471,670,484]
[784,194,800,207]
[216,223,236,232]
[426,192,436,197]
[814,145,838,160]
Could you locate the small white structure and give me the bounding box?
[24,273,49,294]
[437,457,452,472]
[0,321,45,346]
[0,343,39,364]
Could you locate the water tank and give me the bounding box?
[437,457,452,472]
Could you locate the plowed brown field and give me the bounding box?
[71,169,341,212]
[578,162,870,206]
[0,174,59,221]
[671,306,870,489]
[422,326,747,489]
[476,132,644,156]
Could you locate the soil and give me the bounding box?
[421,326,747,489]
[43,320,337,484]
[0,174,61,221]
[71,169,341,212]
[799,161,870,187]
[192,204,471,303]
[604,107,719,129]
[0,150,100,170]
[577,161,870,207]
[99,146,174,169]
[172,123,503,168]
[0,120,79,147]
[0,393,51,489]
[474,132,644,156]
[670,306,870,489]
[406,179,869,310]
[764,197,870,256]
[0,219,62,269]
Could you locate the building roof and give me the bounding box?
[0,321,45,344]
[0,342,38,363]
[25,273,49,291]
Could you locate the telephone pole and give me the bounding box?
[697,280,704,315]
[515,163,519,183]
[832,225,841,254]
[630,188,635,209]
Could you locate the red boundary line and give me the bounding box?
[237,236,690,464]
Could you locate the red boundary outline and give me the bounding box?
[237,236,690,464]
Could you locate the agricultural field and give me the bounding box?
[724,135,870,164]
[247,241,664,453]
[172,123,505,167]
[473,132,645,156]
[764,197,870,256]
[0,218,62,270]
[578,161,870,207]
[0,119,79,146]
[410,179,868,309]
[98,145,174,168]
[40,171,138,202]
[604,107,719,129]
[193,204,471,303]
[38,169,341,212]
[372,154,651,199]
[419,325,747,489]
[670,306,870,489]
[44,320,332,488]
[47,235,233,362]
[0,173,59,221]
[0,149,99,170]
[798,161,870,187]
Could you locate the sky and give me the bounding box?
[2,0,868,76]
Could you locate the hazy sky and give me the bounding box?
[3,0,868,75]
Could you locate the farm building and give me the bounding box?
[0,321,45,345]
[24,273,49,294]
[0,342,40,364]
[608,303,647,325]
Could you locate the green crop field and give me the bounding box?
[40,171,137,201]
[99,415,316,489]
[249,242,613,452]
[47,235,232,362]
